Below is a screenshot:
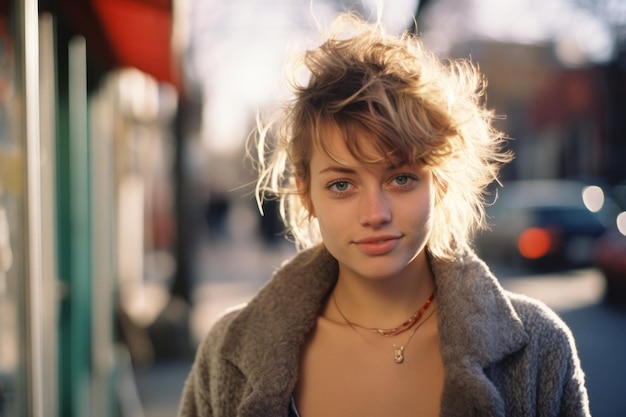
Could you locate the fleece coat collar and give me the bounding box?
[218,245,529,417]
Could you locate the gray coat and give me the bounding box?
[178,245,590,417]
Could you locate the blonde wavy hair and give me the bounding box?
[253,13,512,260]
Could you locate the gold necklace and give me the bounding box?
[332,292,437,364]
[360,291,435,336]
[391,306,436,363]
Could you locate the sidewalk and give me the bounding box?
[135,203,296,416]
[134,359,194,417]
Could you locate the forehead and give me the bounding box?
[312,122,398,168]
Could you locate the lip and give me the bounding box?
[353,235,401,256]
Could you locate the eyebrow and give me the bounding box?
[317,163,407,175]
[317,166,357,175]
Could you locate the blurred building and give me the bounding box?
[449,40,609,181]
[419,0,626,185]
[0,1,184,416]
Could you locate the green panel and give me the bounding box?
[68,36,92,417]
[55,36,93,417]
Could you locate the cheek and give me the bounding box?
[427,187,441,224]
[411,199,434,229]
[316,213,345,250]
[426,190,436,225]
[407,182,436,229]
[308,195,342,237]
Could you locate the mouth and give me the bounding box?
[353,235,401,255]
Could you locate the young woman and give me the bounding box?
[178,13,590,417]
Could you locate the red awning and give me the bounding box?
[54,0,179,89]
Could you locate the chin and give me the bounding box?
[349,260,409,280]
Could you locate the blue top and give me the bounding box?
[289,397,300,417]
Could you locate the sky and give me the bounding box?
[183,0,621,154]
[184,0,418,153]
[421,0,616,66]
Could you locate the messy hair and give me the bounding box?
[253,13,512,260]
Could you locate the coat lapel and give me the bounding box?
[219,247,338,417]
[432,247,529,417]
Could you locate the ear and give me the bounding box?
[296,178,315,217]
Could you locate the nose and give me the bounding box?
[359,188,392,227]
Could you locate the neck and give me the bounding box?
[328,252,435,329]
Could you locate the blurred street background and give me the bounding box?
[1,0,626,416]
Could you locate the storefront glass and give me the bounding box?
[0,3,27,415]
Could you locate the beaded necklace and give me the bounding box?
[332,290,436,363]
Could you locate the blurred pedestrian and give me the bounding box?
[178,11,590,417]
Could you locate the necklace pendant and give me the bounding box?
[393,345,405,364]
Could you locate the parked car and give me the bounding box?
[474,180,609,271]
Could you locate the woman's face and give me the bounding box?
[303,126,434,282]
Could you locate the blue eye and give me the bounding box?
[389,173,418,189]
[395,175,410,185]
[329,180,350,192]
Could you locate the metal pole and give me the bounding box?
[21,0,44,415]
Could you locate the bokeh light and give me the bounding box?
[617,211,626,236]
[582,185,605,213]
